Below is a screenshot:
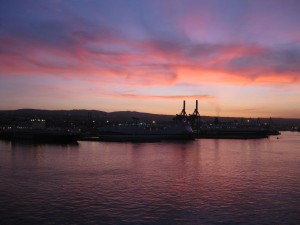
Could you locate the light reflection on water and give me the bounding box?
[0,132,299,224]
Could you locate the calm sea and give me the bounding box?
[0,132,299,225]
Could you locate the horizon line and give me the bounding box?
[1,108,300,120]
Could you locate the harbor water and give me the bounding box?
[0,132,299,224]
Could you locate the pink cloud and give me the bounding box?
[1,31,300,88]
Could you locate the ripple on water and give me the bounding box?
[0,133,300,224]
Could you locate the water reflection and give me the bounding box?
[0,133,299,224]
[10,140,79,148]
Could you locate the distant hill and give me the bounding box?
[108,111,173,123]
[0,109,173,123]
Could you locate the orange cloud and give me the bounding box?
[108,93,215,101]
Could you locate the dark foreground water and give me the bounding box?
[0,132,299,225]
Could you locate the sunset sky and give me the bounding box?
[0,0,300,118]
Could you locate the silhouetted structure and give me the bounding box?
[97,101,194,142]
[175,100,188,121]
[189,100,201,128]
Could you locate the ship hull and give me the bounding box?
[97,122,194,142]
[0,129,79,143]
[194,127,269,139]
[98,133,194,142]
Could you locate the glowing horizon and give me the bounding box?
[0,0,300,118]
